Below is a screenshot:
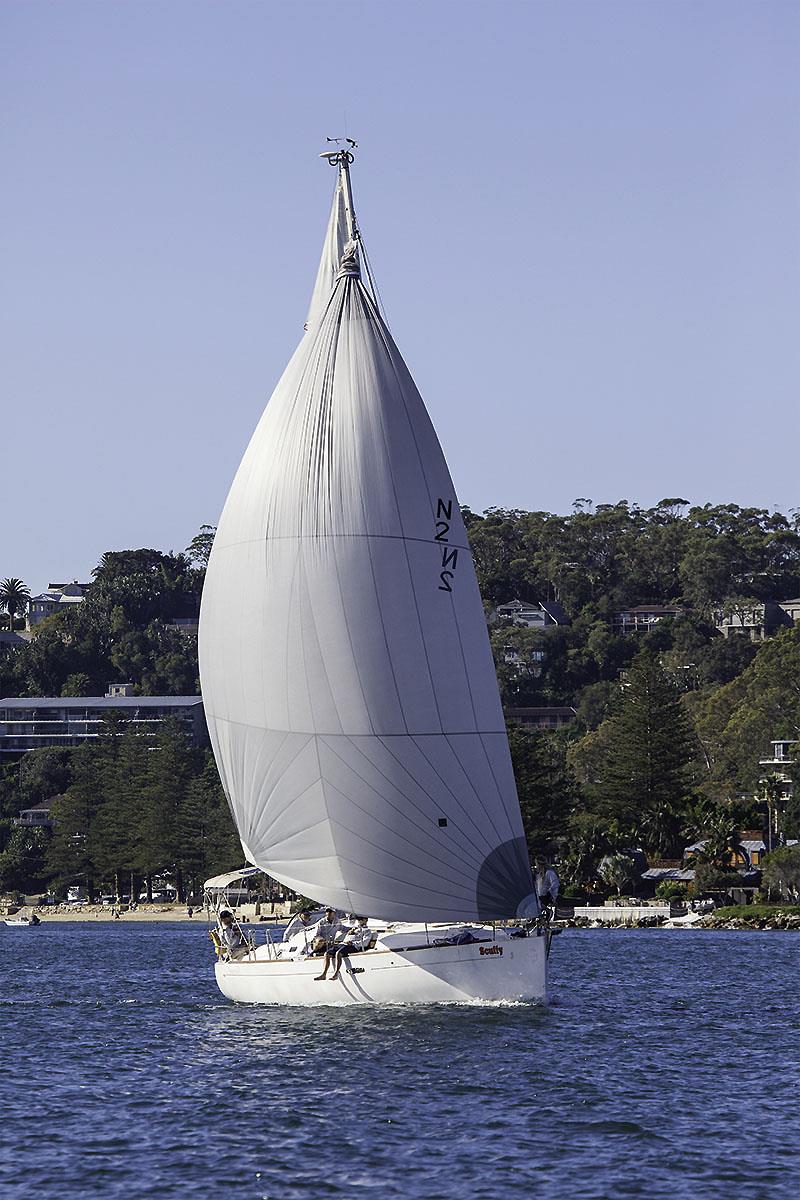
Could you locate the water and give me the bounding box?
[1,924,797,1200]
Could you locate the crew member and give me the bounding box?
[313,908,345,980]
[219,910,249,959]
[282,909,314,944]
[534,855,560,920]
[330,917,374,980]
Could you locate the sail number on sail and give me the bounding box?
[435,497,459,592]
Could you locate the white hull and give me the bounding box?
[214,925,548,1006]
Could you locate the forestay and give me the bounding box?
[199,155,537,922]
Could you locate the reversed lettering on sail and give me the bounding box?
[435,497,459,593]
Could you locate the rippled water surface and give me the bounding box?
[1,923,798,1199]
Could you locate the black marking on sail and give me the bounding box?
[475,837,533,919]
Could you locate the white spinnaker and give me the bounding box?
[304,174,348,333]
[199,189,535,922]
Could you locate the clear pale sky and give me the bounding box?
[3,1,798,593]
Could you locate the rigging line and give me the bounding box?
[360,236,387,323]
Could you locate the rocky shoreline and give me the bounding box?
[562,909,800,931]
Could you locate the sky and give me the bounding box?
[2,1,799,593]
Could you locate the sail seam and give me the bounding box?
[311,780,477,900]
[349,285,446,733]
[476,732,528,847]
[318,735,483,875]
[213,533,472,549]
[408,735,504,849]
[208,715,505,738]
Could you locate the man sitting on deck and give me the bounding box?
[330,917,374,980]
[313,908,345,980]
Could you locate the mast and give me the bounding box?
[320,142,359,256]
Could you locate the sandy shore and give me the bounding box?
[5,903,292,924]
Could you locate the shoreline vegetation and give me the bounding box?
[4,903,800,931]
[2,506,800,907]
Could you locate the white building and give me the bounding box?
[26,582,90,630]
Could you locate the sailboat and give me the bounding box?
[198,146,548,1005]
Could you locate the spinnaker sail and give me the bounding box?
[199,151,537,922]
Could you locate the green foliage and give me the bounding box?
[582,650,697,855]
[712,903,800,920]
[185,525,216,569]
[0,578,31,630]
[42,722,239,898]
[693,863,744,896]
[506,723,576,854]
[598,852,640,896]
[689,629,800,796]
[761,845,800,902]
[0,825,50,893]
[655,881,688,901]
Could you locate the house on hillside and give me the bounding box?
[712,600,788,641]
[778,598,800,626]
[26,582,90,630]
[13,796,57,830]
[684,831,767,869]
[613,605,683,636]
[504,706,577,730]
[491,599,570,629]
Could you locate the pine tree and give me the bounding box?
[592,649,697,855]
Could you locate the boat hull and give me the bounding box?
[214,929,548,1006]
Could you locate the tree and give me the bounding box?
[0,578,30,630]
[588,649,698,854]
[598,852,639,897]
[186,525,216,568]
[0,826,50,893]
[761,845,800,902]
[689,629,800,796]
[506,723,576,854]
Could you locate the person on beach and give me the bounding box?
[330,917,374,980]
[219,910,248,959]
[282,909,314,944]
[313,908,345,980]
[534,855,560,921]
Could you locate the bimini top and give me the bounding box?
[198,148,538,924]
[203,866,263,890]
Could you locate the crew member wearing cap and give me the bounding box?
[313,908,345,980]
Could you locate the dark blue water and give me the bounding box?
[1,924,797,1200]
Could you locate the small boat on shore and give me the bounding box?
[199,145,548,1005]
[4,914,41,927]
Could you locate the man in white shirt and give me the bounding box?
[218,910,248,959]
[313,908,345,980]
[330,917,374,980]
[534,855,560,921]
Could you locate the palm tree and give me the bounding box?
[0,577,31,631]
